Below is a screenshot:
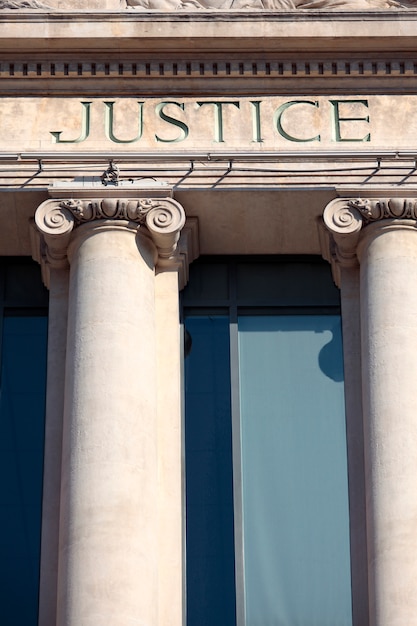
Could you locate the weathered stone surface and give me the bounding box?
[0,96,416,153]
[2,0,417,10]
[0,0,50,7]
[322,199,417,625]
[124,0,416,10]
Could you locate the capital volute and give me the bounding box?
[320,197,417,286]
[31,195,189,287]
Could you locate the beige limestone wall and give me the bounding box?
[0,96,414,154]
[42,0,120,8]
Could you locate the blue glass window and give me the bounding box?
[0,259,48,626]
[185,316,237,626]
[239,315,351,626]
[183,257,353,626]
[0,317,47,626]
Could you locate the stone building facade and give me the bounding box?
[1,2,417,625]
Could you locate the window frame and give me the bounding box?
[182,256,362,626]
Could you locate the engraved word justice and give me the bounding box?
[49,98,371,145]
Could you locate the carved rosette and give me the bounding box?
[32,196,187,286]
[321,197,417,286]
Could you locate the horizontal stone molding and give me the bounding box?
[1,59,416,81]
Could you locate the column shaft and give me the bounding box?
[359,221,417,625]
[155,270,183,626]
[38,268,69,626]
[339,265,369,624]
[57,221,159,625]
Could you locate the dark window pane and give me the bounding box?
[185,316,236,626]
[0,316,47,626]
[236,259,340,307]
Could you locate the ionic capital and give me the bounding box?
[320,197,417,286]
[31,196,190,288]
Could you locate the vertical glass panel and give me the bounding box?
[185,316,236,626]
[239,315,352,626]
[0,317,47,626]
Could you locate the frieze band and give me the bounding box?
[3,0,417,10]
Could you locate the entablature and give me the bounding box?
[0,12,417,54]
[0,12,416,94]
[1,56,417,96]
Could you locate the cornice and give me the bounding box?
[1,9,417,20]
[0,13,417,54]
[1,14,416,93]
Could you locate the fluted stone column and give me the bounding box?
[322,197,417,626]
[33,192,187,626]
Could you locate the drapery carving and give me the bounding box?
[125,0,416,9]
[0,0,50,7]
[2,0,416,9]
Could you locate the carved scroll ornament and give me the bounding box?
[324,197,417,236]
[125,0,417,10]
[321,197,417,284]
[34,196,186,264]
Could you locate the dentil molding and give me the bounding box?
[320,196,417,285]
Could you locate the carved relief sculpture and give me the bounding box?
[125,0,416,9]
[1,0,415,8]
[321,197,417,285]
[35,196,186,264]
[0,0,50,7]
